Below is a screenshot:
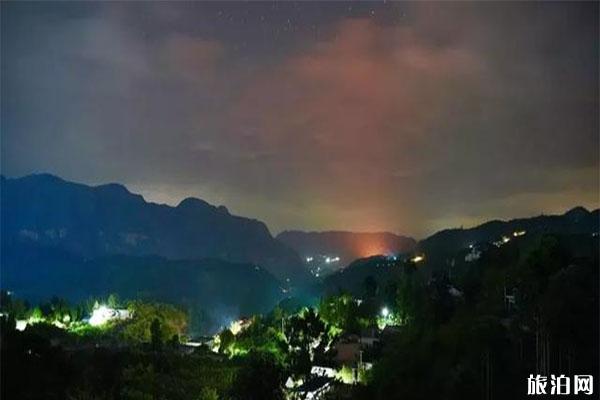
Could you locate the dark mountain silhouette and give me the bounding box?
[276,230,416,271]
[418,206,599,258]
[322,255,408,296]
[324,207,599,294]
[0,174,311,284]
[1,241,284,334]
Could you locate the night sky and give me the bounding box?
[2,1,598,237]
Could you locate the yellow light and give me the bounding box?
[230,320,242,335]
[411,255,425,263]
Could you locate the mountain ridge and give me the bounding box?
[276,230,417,274]
[419,206,599,256]
[0,173,311,284]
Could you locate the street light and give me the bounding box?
[381,307,390,318]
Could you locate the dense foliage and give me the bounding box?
[359,234,599,399]
[1,233,598,399]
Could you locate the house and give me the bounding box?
[334,340,361,365]
[311,366,336,378]
[359,327,379,347]
[289,376,333,400]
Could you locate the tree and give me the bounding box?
[169,334,180,348]
[219,329,235,354]
[363,276,378,298]
[30,306,44,321]
[198,387,219,400]
[150,318,162,351]
[319,294,359,334]
[107,294,120,309]
[231,352,284,400]
[122,301,188,343]
[285,308,333,378]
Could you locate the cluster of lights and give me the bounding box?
[493,231,525,248]
[493,234,516,247]
[311,265,323,278]
[305,257,314,263]
[15,313,72,332]
[10,301,132,333]
[325,256,340,264]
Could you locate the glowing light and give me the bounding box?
[16,320,28,331]
[230,321,242,335]
[306,257,313,263]
[88,305,130,327]
[89,305,113,326]
[513,230,526,237]
[381,307,390,318]
[354,240,392,258]
[411,255,425,263]
[229,318,251,335]
[502,236,511,243]
[53,320,66,329]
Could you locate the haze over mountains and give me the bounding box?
[2,173,598,332]
[277,230,416,272]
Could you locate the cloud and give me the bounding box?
[162,34,225,84]
[2,2,597,237]
[228,18,481,186]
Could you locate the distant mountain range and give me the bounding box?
[418,206,599,259]
[276,231,416,272]
[1,174,310,284]
[2,173,598,331]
